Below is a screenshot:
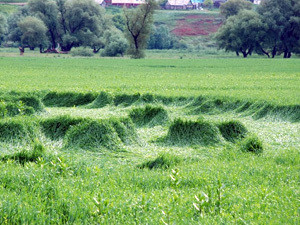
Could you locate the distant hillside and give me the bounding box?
[154,10,223,37]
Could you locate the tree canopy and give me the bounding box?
[0,14,6,45]
[18,16,48,50]
[220,0,252,18]
[216,0,300,58]
[215,10,267,57]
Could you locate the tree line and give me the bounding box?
[215,0,300,58]
[0,0,163,58]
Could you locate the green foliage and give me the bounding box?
[101,29,128,57]
[123,0,158,58]
[257,0,300,58]
[220,0,252,18]
[43,91,97,107]
[167,118,222,145]
[203,0,213,9]
[40,115,86,140]
[148,25,177,50]
[240,134,263,153]
[129,105,169,127]
[138,153,181,170]
[6,5,29,44]
[26,0,110,51]
[0,117,39,143]
[71,47,94,57]
[64,119,122,150]
[215,10,267,57]
[0,14,7,45]
[112,14,125,31]
[217,120,248,142]
[18,16,47,49]
[87,91,113,108]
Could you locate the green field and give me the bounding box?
[0,56,299,224]
[1,57,299,105]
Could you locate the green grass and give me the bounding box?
[0,57,299,105]
[0,55,299,224]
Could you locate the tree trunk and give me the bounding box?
[261,48,270,58]
[272,46,276,58]
[235,51,239,56]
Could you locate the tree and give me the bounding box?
[203,0,213,9]
[215,10,267,57]
[0,14,6,45]
[6,6,30,44]
[27,0,109,52]
[58,0,109,51]
[123,0,157,58]
[28,0,60,49]
[257,0,300,58]
[18,16,48,50]
[220,0,252,18]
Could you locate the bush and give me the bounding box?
[71,48,94,57]
[40,115,86,140]
[218,120,248,142]
[167,118,222,145]
[101,29,128,57]
[129,105,169,127]
[64,119,122,150]
[240,135,263,154]
[148,25,177,50]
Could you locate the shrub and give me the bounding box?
[218,120,248,142]
[129,105,169,127]
[40,115,86,140]
[101,29,128,57]
[64,120,122,150]
[167,118,222,145]
[71,48,94,57]
[240,135,263,154]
